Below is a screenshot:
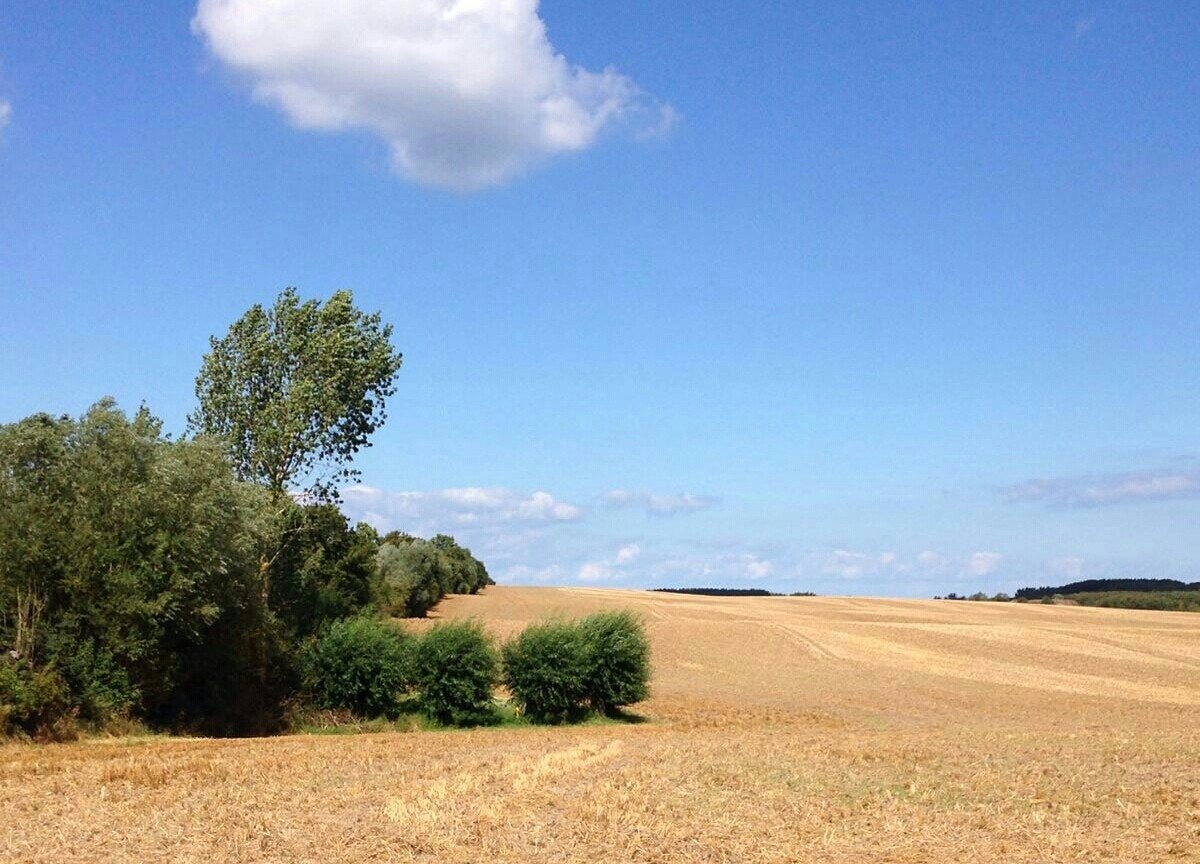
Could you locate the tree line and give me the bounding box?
[0,289,511,739]
[1013,578,1200,600]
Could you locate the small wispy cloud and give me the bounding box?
[342,485,581,535]
[917,550,946,570]
[0,101,11,134]
[819,549,999,581]
[648,549,776,585]
[745,557,773,579]
[578,542,647,583]
[822,550,884,580]
[1002,468,1200,508]
[1049,556,1086,579]
[1072,16,1097,40]
[967,552,1002,577]
[605,489,717,516]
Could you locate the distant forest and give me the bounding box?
[1014,578,1200,600]
[651,588,816,598]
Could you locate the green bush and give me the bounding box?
[270,503,381,640]
[374,535,493,619]
[430,535,492,595]
[303,617,415,718]
[0,658,76,741]
[0,401,277,736]
[580,611,650,714]
[502,621,589,723]
[47,635,139,723]
[413,621,499,726]
[375,541,448,618]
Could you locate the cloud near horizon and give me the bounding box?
[967,551,1002,577]
[192,0,674,189]
[341,485,581,536]
[820,549,1001,581]
[1002,468,1200,508]
[339,486,1021,593]
[605,489,718,516]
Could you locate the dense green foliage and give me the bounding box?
[271,504,381,640]
[1060,591,1200,612]
[189,288,403,501]
[0,401,278,735]
[0,289,507,739]
[941,582,1200,611]
[1,290,656,739]
[502,621,589,722]
[303,617,415,717]
[579,611,651,713]
[499,613,650,722]
[0,399,492,737]
[0,657,74,740]
[1014,578,1200,600]
[376,541,448,618]
[376,534,492,618]
[413,621,500,726]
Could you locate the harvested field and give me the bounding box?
[3,586,1199,863]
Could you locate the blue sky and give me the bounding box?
[2,2,1198,596]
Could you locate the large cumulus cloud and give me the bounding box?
[193,0,673,189]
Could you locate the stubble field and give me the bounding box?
[2,586,1198,863]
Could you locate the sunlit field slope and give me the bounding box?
[3,587,1198,863]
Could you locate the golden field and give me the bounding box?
[2,586,1198,863]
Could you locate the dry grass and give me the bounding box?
[3,587,1198,862]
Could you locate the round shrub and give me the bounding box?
[413,621,499,726]
[580,611,650,714]
[502,621,589,723]
[303,617,415,718]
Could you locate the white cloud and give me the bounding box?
[502,564,567,584]
[917,550,946,570]
[822,550,872,579]
[616,543,641,564]
[1049,556,1085,579]
[578,561,615,583]
[0,101,10,133]
[193,0,673,189]
[818,548,1007,583]
[745,557,773,579]
[821,549,903,580]
[1003,468,1200,508]
[641,545,781,586]
[605,490,717,516]
[578,542,645,584]
[341,485,580,534]
[967,552,1002,577]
